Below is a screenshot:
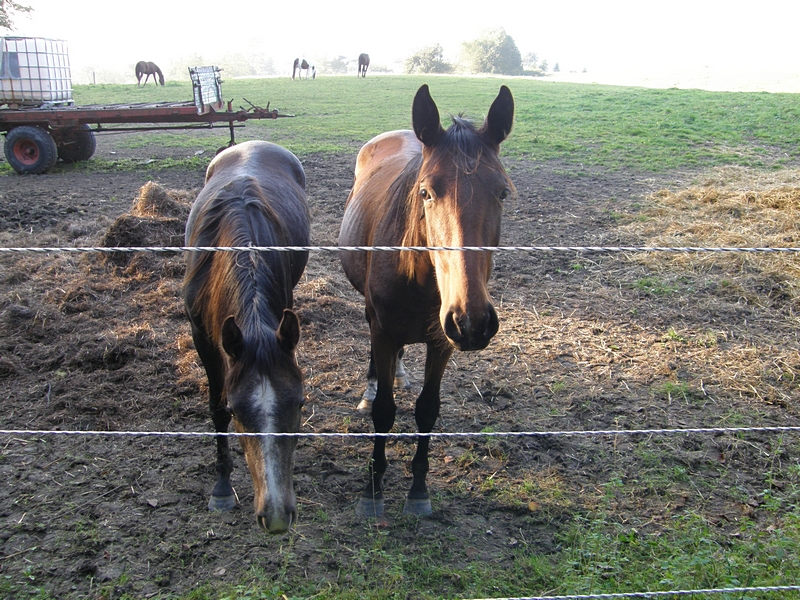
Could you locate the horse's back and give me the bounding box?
[205,140,305,190]
[339,130,421,294]
[186,141,310,262]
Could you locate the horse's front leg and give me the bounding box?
[405,341,453,515]
[356,335,398,519]
[191,324,236,511]
[358,347,411,414]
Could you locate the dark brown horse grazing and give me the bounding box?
[357,53,370,77]
[183,141,310,534]
[135,61,164,86]
[292,58,313,80]
[338,84,514,518]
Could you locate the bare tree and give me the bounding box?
[0,1,32,31]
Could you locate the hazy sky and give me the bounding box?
[10,0,800,81]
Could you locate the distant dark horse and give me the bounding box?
[135,61,164,86]
[338,84,514,518]
[183,141,310,534]
[357,53,370,77]
[292,58,314,80]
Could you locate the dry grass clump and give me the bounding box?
[100,182,197,270]
[131,180,196,219]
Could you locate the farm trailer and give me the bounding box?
[0,37,290,174]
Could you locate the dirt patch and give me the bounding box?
[0,140,798,598]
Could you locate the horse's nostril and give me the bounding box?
[443,310,463,343]
[485,304,499,339]
[257,515,268,532]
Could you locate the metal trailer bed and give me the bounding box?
[0,66,292,174]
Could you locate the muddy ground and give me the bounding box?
[0,132,798,599]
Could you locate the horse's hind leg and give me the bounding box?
[395,347,411,389]
[358,347,411,414]
[191,323,236,511]
[404,341,452,516]
[357,334,398,518]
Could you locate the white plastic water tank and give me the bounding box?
[0,37,73,107]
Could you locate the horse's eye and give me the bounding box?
[499,188,510,201]
[419,188,430,201]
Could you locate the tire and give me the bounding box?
[55,125,97,163]
[4,126,59,174]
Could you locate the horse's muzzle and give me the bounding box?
[443,303,499,351]
[257,506,297,535]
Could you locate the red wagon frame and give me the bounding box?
[0,66,292,174]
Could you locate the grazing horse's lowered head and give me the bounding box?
[183,141,310,533]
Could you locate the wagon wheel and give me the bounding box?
[55,124,97,163]
[4,126,59,174]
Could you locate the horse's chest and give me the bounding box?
[366,271,441,342]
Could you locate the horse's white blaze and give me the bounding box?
[255,377,289,487]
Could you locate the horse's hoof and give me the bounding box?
[356,497,384,518]
[208,494,237,512]
[403,497,432,516]
[356,397,373,415]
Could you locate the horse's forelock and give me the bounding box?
[227,322,301,389]
[436,117,494,171]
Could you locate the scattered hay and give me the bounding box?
[618,168,800,307]
[578,168,800,409]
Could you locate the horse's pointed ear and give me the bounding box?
[221,316,244,359]
[277,309,300,354]
[412,84,444,147]
[482,85,515,149]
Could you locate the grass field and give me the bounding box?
[1,76,800,599]
[59,75,800,172]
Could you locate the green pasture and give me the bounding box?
[26,74,800,172]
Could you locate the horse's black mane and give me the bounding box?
[188,178,300,381]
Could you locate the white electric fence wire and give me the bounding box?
[1,425,798,439]
[469,584,800,599]
[1,245,800,254]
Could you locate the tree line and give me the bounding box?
[405,28,560,76]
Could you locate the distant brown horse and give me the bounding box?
[338,85,515,518]
[183,140,311,534]
[292,58,313,80]
[135,61,164,86]
[357,53,369,77]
